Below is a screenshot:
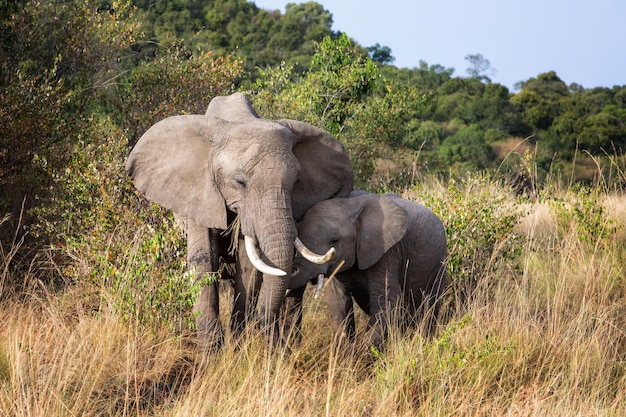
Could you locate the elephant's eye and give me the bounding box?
[329,237,339,245]
[233,174,247,188]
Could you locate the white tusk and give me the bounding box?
[295,237,335,264]
[314,274,325,299]
[244,235,287,276]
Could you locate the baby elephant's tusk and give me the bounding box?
[295,237,335,264]
[244,235,287,276]
[314,274,325,299]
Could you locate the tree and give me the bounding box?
[264,1,333,72]
[511,71,568,133]
[468,83,522,133]
[152,0,202,47]
[404,120,443,150]
[0,0,141,223]
[434,77,485,122]
[251,33,432,188]
[366,43,395,65]
[465,53,495,83]
[116,50,243,143]
[438,124,493,170]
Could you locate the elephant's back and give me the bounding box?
[384,193,447,256]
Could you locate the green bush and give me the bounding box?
[415,174,522,298]
[438,124,494,171]
[29,116,198,330]
[114,49,243,143]
[404,120,443,150]
[550,185,617,246]
[0,0,140,214]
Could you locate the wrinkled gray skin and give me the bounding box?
[289,191,447,350]
[125,93,353,349]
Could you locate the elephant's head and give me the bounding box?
[289,193,408,290]
[125,93,353,327]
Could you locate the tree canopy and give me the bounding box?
[2,0,626,243]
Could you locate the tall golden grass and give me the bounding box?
[1,180,625,416]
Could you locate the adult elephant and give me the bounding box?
[288,191,447,350]
[126,93,352,349]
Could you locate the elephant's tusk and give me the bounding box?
[295,237,335,264]
[244,235,287,276]
[313,260,344,299]
[314,274,325,299]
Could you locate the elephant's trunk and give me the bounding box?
[289,257,327,290]
[252,197,296,345]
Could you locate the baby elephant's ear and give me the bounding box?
[354,194,408,270]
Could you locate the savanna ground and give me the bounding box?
[1,172,625,416]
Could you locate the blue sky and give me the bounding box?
[253,0,626,91]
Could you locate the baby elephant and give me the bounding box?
[289,191,448,350]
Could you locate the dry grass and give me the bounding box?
[1,186,626,416]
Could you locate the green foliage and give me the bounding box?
[416,175,522,295]
[30,117,197,330]
[366,43,395,65]
[250,33,383,186]
[511,71,568,132]
[438,124,494,171]
[133,0,334,74]
[305,33,380,135]
[251,33,378,129]
[406,120,443,150]
[550,185,617,245]
[381,60,454,93]
[427,315,512,372]
[0,0,141,250]
[542,87,626,158]
[113,48,243,141]
[347,84,432,147]
[434,77,484,122]
[104,224,197,330]
[273,2,334,69]
[251,33,433,189]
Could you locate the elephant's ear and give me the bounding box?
[353,194,408,270]
[205,92,260,122]
[125,114,228,229]
[278,119,354,220]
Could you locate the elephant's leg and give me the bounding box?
[325,278,356,345]
[257,275,288,348]
[188,221,224,351]
[281,285,306,345]
[230,235,262,341]
[420,262,447,336]
[366,270,402,351]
